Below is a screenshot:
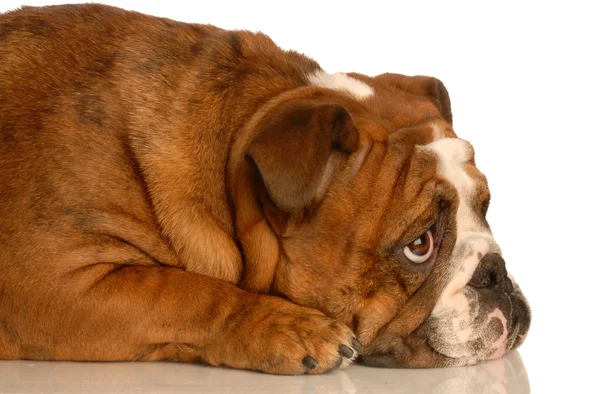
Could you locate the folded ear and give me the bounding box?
[247,99,359,211]
[377,73,453,125]
[418,76,452,125]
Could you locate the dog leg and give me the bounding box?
[4,265,359,375]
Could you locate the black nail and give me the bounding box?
[339,344,354,358]
[351,338,362,352]
[302,356,318,370]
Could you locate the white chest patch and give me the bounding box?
[307,70,374,100]
[423,138,508,364]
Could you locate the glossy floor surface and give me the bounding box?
[0,351,528,394]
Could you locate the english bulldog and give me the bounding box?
[0,4,531,374]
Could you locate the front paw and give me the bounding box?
[205,296,362,375]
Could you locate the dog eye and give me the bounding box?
[403,230,434,263]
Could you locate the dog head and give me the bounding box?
[233,71,531,367]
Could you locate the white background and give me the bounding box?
[1,1,598,392]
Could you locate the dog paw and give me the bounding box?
[207,296,362,374]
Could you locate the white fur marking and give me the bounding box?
[435,236,491,304]
[427,138,492,301]
[308,70,374,100]
[427,138,484,235]
[425,138,507,362]
[431,123,446,140]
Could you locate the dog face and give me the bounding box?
[243,72,531,367]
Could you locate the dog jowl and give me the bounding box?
[0,4,531,374]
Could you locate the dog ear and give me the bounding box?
[247,99,359,211]
[423,77,452,125]
[377,73,453,125]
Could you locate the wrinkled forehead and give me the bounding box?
[424,136,491,234]
[348,115,493,264]
[310,72,491,237]
[358,115,491,210]
[401,118,490,211]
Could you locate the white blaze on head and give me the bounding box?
[424,138,507,361]
[426,137,497,294]
[427,138,479,234]
[307,70,374,100]
[430,122,447,140]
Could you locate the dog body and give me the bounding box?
[0,4,530,373]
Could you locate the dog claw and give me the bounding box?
[351,338,362,352]
[302,356,318,370]
[338,344,354,358]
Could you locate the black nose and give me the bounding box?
[468,253,509,289]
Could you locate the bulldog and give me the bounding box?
[0,4,531,374]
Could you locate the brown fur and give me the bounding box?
[0,4,493,373]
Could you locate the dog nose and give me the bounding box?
[468,253,510,289]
